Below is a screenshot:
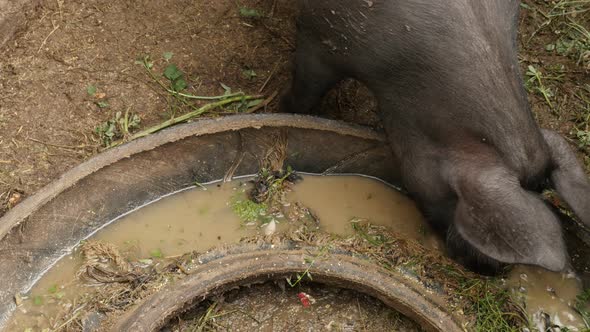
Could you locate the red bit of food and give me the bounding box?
[297,292,311,307]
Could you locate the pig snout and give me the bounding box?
[282,0,590,273]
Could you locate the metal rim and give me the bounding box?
[111,246,465,332]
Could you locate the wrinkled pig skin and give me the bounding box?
[281,0,590,274]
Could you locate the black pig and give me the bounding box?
[281,0,590,273]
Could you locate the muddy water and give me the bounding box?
[7,174,587,331]
[8,174,432,331]
[507,265,584,328]
[91,174,437,259]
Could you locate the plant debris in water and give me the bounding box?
[229,166,310,232]
[29,240,196,331]
[229,132,308,229]
[230,195,268,225]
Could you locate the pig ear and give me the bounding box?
[451,164,567,272]
[541,129,590,228]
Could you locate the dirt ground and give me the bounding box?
[165,282,422,332]
[0,0,380,217]
[0,0,588,216]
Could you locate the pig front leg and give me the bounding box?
[542,129,590,228]
[447,148,567,272]
[280,35,342,115]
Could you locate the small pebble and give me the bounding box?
[264,220,276,236]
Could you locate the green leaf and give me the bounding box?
[527,65,537,75]
[242,69,257,80]
[129,114,141,129]
[556,39,573,55]
[87,85,97,96]
[54,292,65,299]
[149,248,163,258]
[163,52,174,61]
[246,99,263,108]
[48,284,58,294]
[171,77,187,92]
[96,101,109,108]
[33,295,43,306]
[239,7,263,18]
[136,55,154,69]
[164,64,183,81]
[230,194,267,223]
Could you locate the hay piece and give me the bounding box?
[78,241,140,285]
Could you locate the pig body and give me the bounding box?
[282,0,590,273]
